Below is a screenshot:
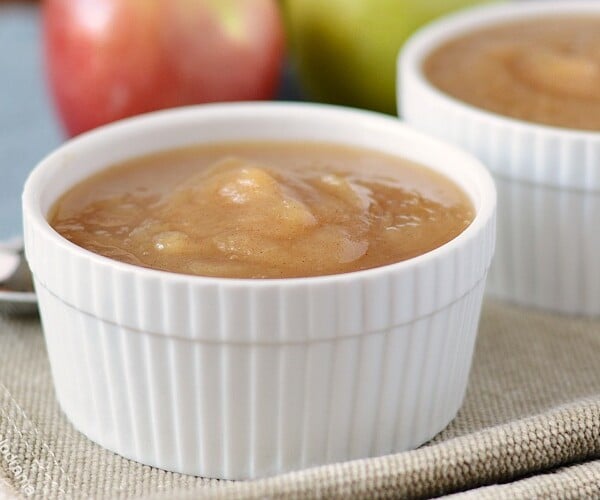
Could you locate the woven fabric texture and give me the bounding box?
[1,300,600,499]
[449,460,600,500]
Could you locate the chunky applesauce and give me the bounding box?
[424,17,600,131]
[49,142,474,278]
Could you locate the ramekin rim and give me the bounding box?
[398,0,600,142]
[23,101,496,289]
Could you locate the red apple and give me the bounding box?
[43,0,285,136]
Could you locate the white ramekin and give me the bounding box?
[399,2,600,315]
[23,103,495,479]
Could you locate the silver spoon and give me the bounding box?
[0,246,37,315]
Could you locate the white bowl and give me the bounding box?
[22,102,495,479]
[399,1,600,315]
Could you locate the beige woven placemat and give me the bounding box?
[1,299,600,499]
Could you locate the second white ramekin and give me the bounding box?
[23,103,495,479]
[399,1,600,315]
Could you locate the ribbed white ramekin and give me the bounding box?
[399,2,600,315]
[23,103,495,479]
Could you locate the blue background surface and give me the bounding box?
[0,4,62,240]
[0,3,303,241]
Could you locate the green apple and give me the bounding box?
[282,0,494,114]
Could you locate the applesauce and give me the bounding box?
[49,142,474,278]
[424,17,600,131]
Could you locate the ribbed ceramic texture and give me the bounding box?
[23,103,496,478]
[399,1,600,315]
[35,278,486,479]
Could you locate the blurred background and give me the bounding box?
[0,0,552,242]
